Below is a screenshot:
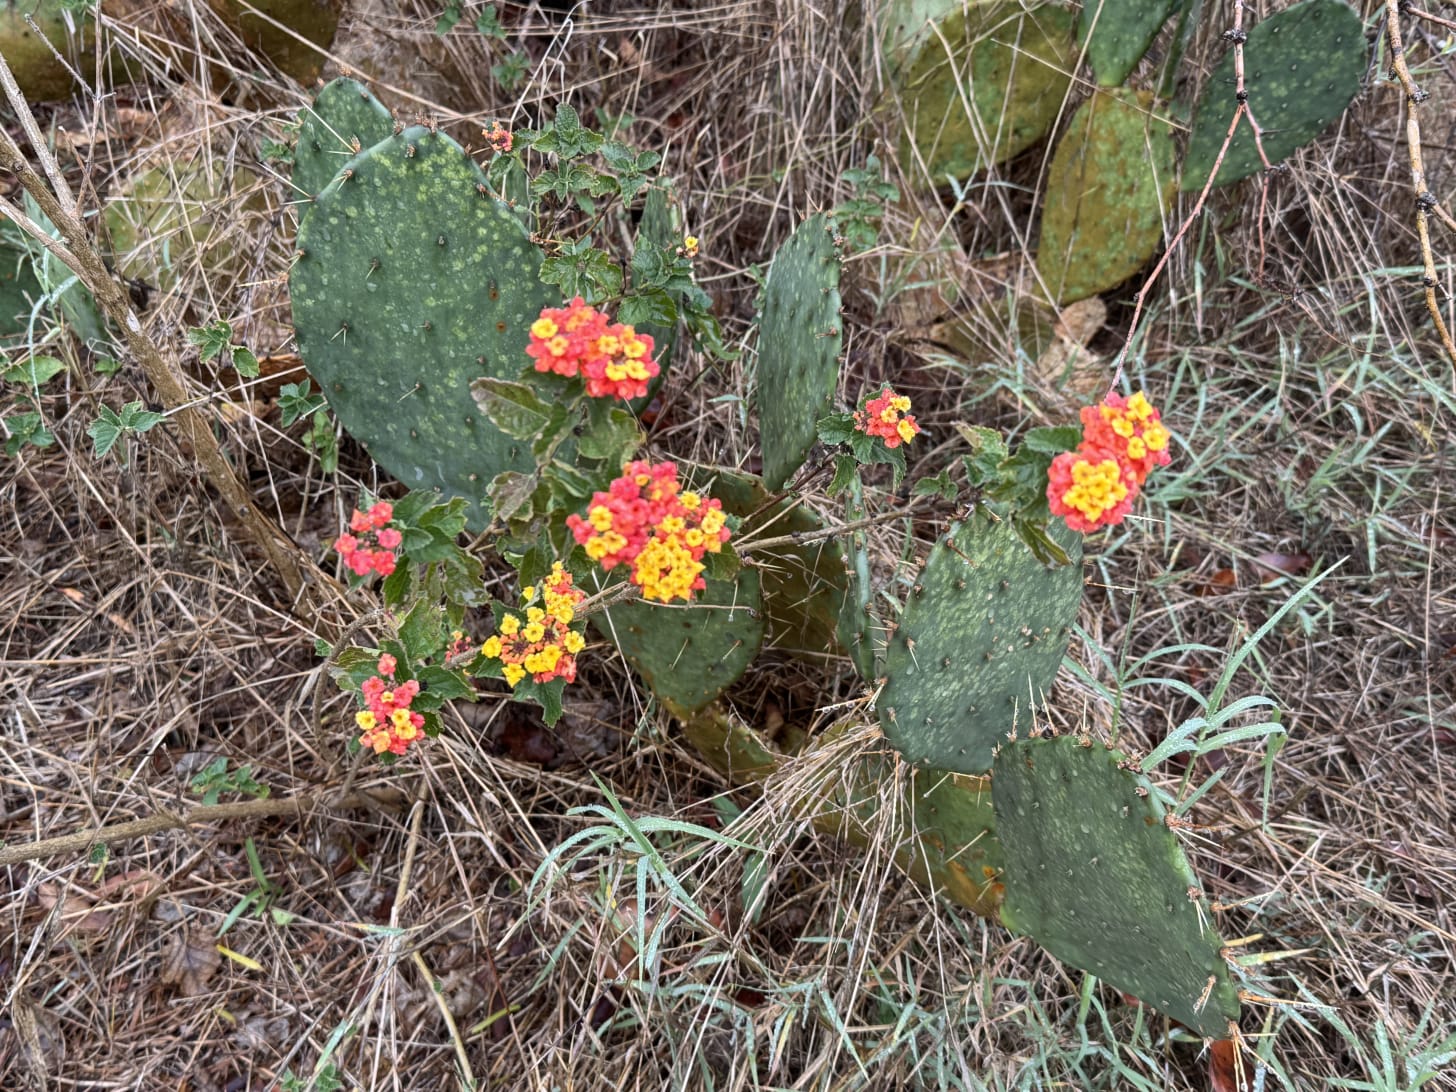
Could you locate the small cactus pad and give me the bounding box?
[878,0,966,68]
[209,0,340,83]
[879,513,1083,773]
[105,164,264,294]
[697,466,850,661]
[595,570,765,714]
[1,0,94,101]
[1181,0,1367,191]
[1078,0,1179,87]
[291,128,554,529]
[992,735,1241,1039]
[1036,89,1176,303]
[908,767,1005,915]
[292,78,393,200]
[898,3,1076,181]
[756,213,842,490]
[0,234,42,341]
[628,184,678,408]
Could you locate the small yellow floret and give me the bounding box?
[355,710,377,730]
[482,635,502,659]
[564,631,585,653]
[499,616,520,636]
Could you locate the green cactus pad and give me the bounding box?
[898,3,1076,181]
[104,163,265,294]
[756,213,842,491]
[292,78,394,200]
[695,465,851,661]
[878,0,966,68]
[1036,89,1175,303]
[595,569,764,714]
[1,0,94,102]
[1181,0,1367,191]
[627,184,678,409]
[291,128,554,529]
[908,766,1005,913]
[879,512,1083,773]
[0,234,42,342]
[210,0,340,83]
[1078,0,1179,87]
[992,735,1241,1039]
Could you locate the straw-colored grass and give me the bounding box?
[2,1,1453,1089]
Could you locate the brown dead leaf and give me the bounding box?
[36,871,160,933]
[1196,568,1239,596]
[1209,1037,1254,1092]
[1252,552,1312,586]
[160,931,221,997]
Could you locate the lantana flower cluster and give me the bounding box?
[333,500,403,577]
[525,297,660,401]
[356,654,425,756]
[565,460,731,604]
[854,386,920,449]
[1047,391,1172,533]
[480,563,588,687]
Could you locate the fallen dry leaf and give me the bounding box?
[1209,1037,1254,1092]
[36,871,161,933]
[1252,551,1312,585]
[160,931,221,997]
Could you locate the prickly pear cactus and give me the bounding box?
[878,0,965,69]
[1078,0,1180,87]
[1037,89,1176,303]
[1182,0,1366,191]
[697,466,851,660]
[595,569,764,714]
[1,0,94,101]
[756,213,842,491]
[837,476,876,679]
[0,233,41,341]
[292,78,393,200]
[627,183,678,410]
[879,512,1083,774]
[898,2,1076,181]
[105,163,265,295]
[907,766,1004,914]
[291,127,555,529]
[210,0,341,83]
[992,735,1241,1039]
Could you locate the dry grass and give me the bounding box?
[2,0,1455,1089]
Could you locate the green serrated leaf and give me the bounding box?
[816,413,856,445]
[489,470,537,522]
[3,354,65,386]
[470,377,553,441]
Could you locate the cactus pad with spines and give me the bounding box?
[1036,89,1176,303]
[1078,0,1179,87]
[1181,0,1366,191]
[291,127,554,529]
[756,213,843,491]
[695,466,851,661]
[879,512,1083,773]
[595,570,764,714]
[992,735,1241,1039]
[898,3,1076,181]
[628,183,679,409]
[292,78,394,200]
[1,0,94,101]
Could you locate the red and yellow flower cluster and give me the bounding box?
[1047,391,1172,533]
[565,460,731,603]
[333,500,403,577]
[854,386,920,449]
[356,654,425,757]
[480,563,588,688]
[526,297,660,401]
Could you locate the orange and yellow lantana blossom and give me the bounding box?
[525,297,660,402]
[565,460,731,604]
[1047,391,1172,533]
[854,386,920,448]
[356,654,426,757]
[480,562,587,688]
